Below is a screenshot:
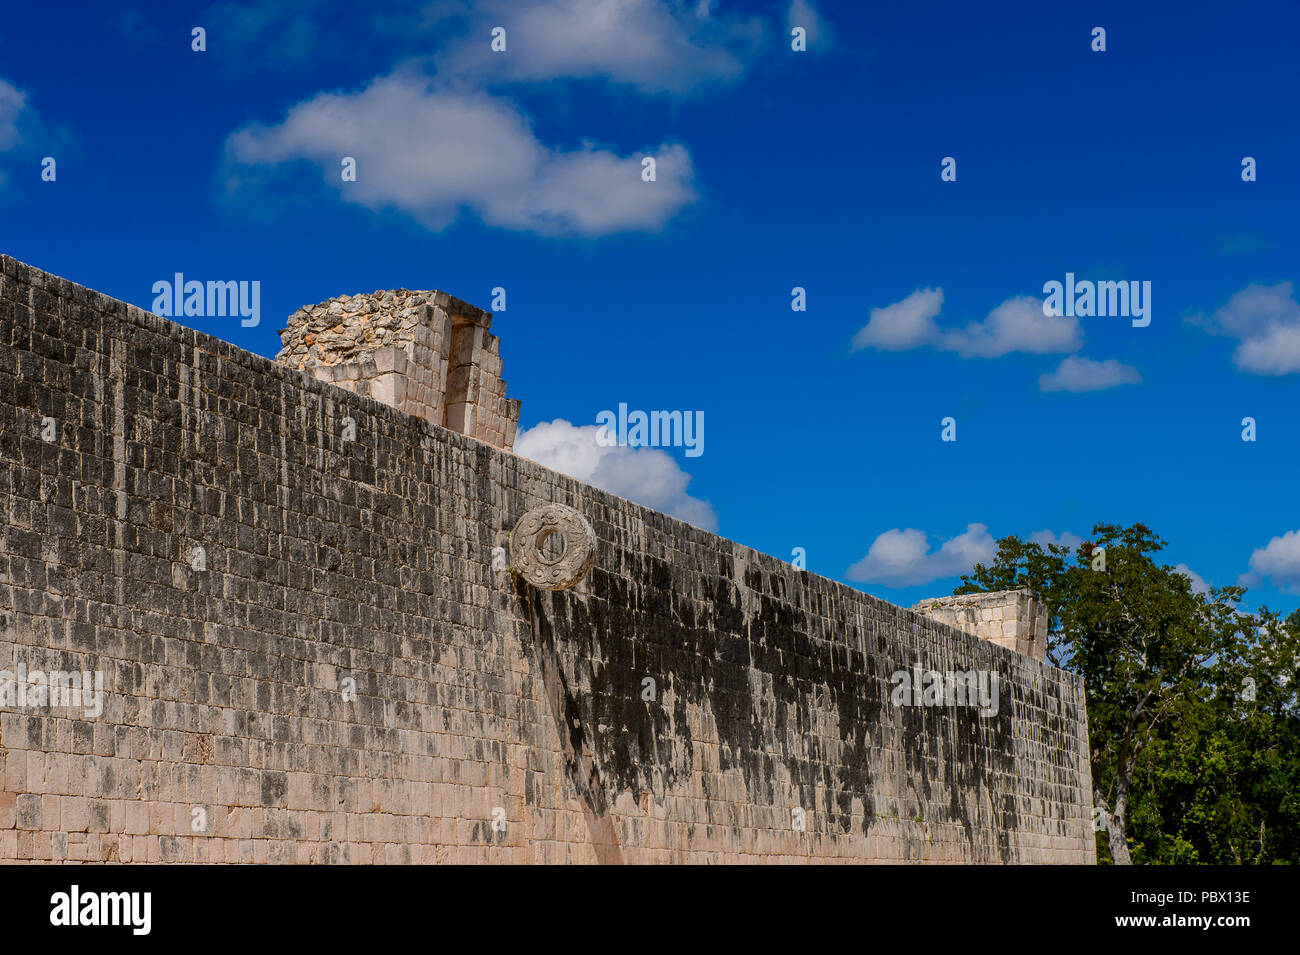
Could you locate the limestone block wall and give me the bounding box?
[442,322,516,451]
[276,288,519,451]
[0,255,1094,864]
[912,591,1049,661]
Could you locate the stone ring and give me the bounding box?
[509,503,596,590]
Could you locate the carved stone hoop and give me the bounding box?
[509,503,596,590]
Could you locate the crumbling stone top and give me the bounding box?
[275,289,492,370]
[273,284,518,452]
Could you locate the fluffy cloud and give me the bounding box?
[1195,282,1300,376]
[514,419,717,530]
[0,78,26,151]
[1030,530,1084,551]
[945,295,1082,358]
[1173,562,1211,596]
[435,0,763,94]
[845,523,995,588]
[851,288,1082,358]
[1038,355,1141,392]
[850,287,943,351]
[223,72,697,236]
[1241,529,1300,593]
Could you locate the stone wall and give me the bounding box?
[913,590,1049,661]
[0,255,1095,864]
[276,288,519,451]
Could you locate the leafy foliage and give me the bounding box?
[956,523,1300,864]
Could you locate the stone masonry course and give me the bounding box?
[0,255,1095,863]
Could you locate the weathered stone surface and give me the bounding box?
[276,287,519,451]
[0,255,1094,864]
[913,590,1049,661]
[509,504,596,591]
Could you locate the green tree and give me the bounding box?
[956,522,1297,864]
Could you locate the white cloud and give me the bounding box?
[1038,355,1141,392]
[851,287,943,351]
[845,523,995,588]
[1235,324,1300,375]
[514,419,717,531]
[434,0,763,94]
[1196,282,1300,376]
[1030,530,1083,551]
[851,289,1081,358]
[787,0,830,49]
[223,72,697,236]
[0,78,27,151]
[1242,529,1300,593]
[1173,562,1211,596]
[945,295,1082,358]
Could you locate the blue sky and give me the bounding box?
[2,0,1299,616]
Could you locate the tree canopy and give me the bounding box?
[956,522,1300,864]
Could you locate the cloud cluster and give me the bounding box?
[851,286,1148,393]
[851,288,1082,358]
[225,72,696,236]
[1196,282,1300,376]
[514,418,717,530]
[845,524,1220,602]
[217,0,800,234]
[855,279,1300,387]
[845,522,995,588]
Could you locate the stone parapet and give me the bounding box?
[911,589,1049,660]
[275,287,519,450]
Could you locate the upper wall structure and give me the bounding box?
[0,256,1094,864]
[913,590,1049,661]
[276,288,520,451]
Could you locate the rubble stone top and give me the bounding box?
[275,288,492,370]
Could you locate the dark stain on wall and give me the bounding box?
[523,505,1031,861]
